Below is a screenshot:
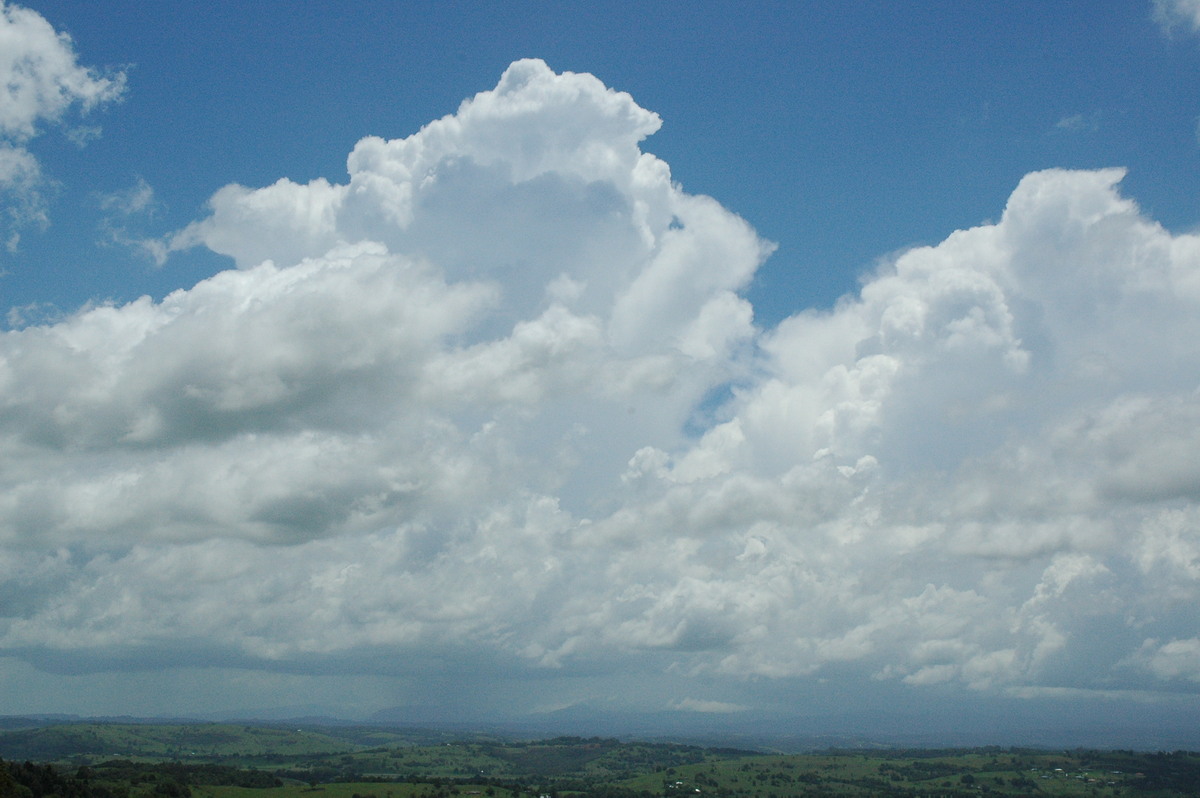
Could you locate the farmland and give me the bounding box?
[1,721,1198,797]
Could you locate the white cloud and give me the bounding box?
[97,177,169,263]
[0,1,124,246]
[0,142,43,244]
[1154,0,1200,34]
[1132,637,1200,682]
[98,177,155,217]
[1055,113,1086,131]
[672,697,747,713]
[0,2,124,139]
[3,60,1200,717]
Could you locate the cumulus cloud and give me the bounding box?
[0,1,124,246]
[2,59,1200,716]
[1135,638,1200,682]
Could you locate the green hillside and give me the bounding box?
[0,724,363,763]
[2,721,1198,797]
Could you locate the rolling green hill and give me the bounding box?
[2,721,1199,797]
[0,723,363,762]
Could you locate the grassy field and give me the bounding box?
[0,723,362,762]
[193,784,518,798]
[3,722,1199,797]
[618,749,1164,796]
[0,723,480,766]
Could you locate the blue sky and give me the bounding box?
[4,1,1200,747]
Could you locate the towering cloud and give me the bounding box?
[1,59,1199,716]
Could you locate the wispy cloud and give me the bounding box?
[673,698,748,714]
[1053,112,1099,133]
[1154,0,1200,34]
[98,177,155,216]
[96,177,169,263]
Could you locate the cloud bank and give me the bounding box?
[2,58,1200,717]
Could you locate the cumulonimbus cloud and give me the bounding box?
[2,58,1199,707]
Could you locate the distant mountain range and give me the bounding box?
[5,693,1200,753]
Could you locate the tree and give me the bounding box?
[0,762,20,798]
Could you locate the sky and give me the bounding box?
[3,0,1200,747]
